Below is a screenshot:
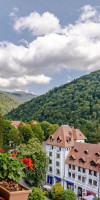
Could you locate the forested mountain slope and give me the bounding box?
[0,91,36,115]
[6,70,100,136]
[7,91,36,103]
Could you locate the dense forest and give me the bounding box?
[0,91,36,115]
[6,70,100,140]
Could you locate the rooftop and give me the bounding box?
[45,125,86,148]
[65,142,100,172]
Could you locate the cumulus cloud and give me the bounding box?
[0,75,51,88]
[0,5,100,89]
[13,11,61,35]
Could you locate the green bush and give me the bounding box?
[51,183,63,199]
[61,189,77,200]
[28,187,45,200]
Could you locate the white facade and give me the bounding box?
[46,140,99,198]
[64,163,99,197]
[46,144,71,186]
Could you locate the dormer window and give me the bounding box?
[50,135,54,142]
[57,137,60,143]
[57,136,62,143]
[69,155,76,161]
[67,137,71,143]
[84,150,88,154]
[69,131,72,136]
[79,157,86,164]
[74,148,78,152]
[90,160,97,167]
[95,152,100,157]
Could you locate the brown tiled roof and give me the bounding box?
[45,125,86,148]
[65,142,100,172]
[11,121,26,129]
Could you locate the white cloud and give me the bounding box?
[13,11,61,35]
[0,5,100,89]
[80,5,97,22]
[0,75,51,88]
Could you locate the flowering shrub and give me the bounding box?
[22,157,33,170]
[0,150,33,183]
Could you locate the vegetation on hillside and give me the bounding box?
[6,70,100,141]
[7,91,36,103]
[0,90,36,115]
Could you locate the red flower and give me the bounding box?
[0,149,2,152]
[22,157,33,170]
[12,153,17,157]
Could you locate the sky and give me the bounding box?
[0,0,100,95]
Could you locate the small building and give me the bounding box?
[11,121,26,129]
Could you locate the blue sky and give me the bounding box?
[0,0,100,94]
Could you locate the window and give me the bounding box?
[90,161,97,167]
[72,165,75,170]
[79,158,86,164]
[84,150,88,154]
[56,153,60,159]
[78,175,81,181]
[49,167,52,172]
[83,168,86,173]
[69,155,76,161]
[50,136,53,142]
[56,161,60,166]
[49,159,52,164]
[82,177,86,183]
[93,180,97,186]
[74,148,78,152]
[56,169,60,175]
[69,164,71,169]
[89,179,92,185]
[94,171,97,177]
[57,137,61,143]
[78,167,81,172]
[57,147,61,152]
[72,173,75,179]
[68,172,71,178]
[49,152,52,157]
[89,170,92,175]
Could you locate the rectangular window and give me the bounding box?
[69,164,71,169]
[89,179,92,185]
[72,165,75,170]
[72,173,75,179]
[49,152,52,157]
[93,180,97,186]
[56,169,60,175]
[78,175,81,181]
[78,167,81,172]
[94,171,97,177]
[56,161,60,166]
[56,153,60,159]
[68,172,71,178]
[89,170,92,175]
[82,177,86,183]
[83,168,86,173]
[49,159,52,164]
[49,167,52,172]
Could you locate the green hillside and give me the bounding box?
[7,91,36,103]
[0,91,36,115]
[5,70,100,136]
